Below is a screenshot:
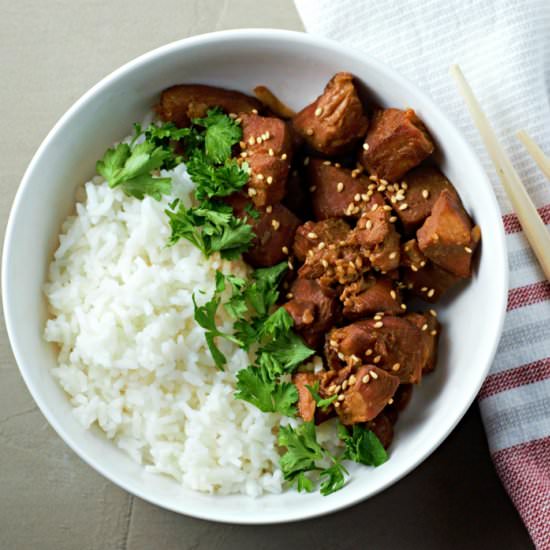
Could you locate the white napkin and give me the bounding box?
[295,1,550,547]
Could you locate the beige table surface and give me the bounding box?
[0,1,534,549]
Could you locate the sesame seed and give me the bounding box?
[392,363,400,372]
[318,242,326,250]
[265,131,271,139]
[373,355,382,364]
[361,193,369,201]
[390,290,397,300]
[349,375,357,385]
[307,250,314,257]
[377,185,387,192]
[314,107,323,116]
[370,370,379,379]
[430,329,438,336]
[281,246,289,254]
[328,384,336,394]
[429,309,437,317]
[330,339,338,348]
[334,401,341,408]
[309,185,317,192]
[288,259,294,270]
[256,137,262,144]
[286,292,294,299]
[307,232,318,239]
[248,137,255,145]
[422,323,428,331]
[371,203,379,212]
[433,233,440,242]
[335,163,341,168]
[421,286,428,292]
[365,349,373,356]
[388,398,394,405]
[248,187,257,197]
[389,251,397,260]
[252,108,259,114]
[390,196,397,204]
[338,394,345,402]
[374,321,383,328]
[400,303,407,310]
[323,160,332,166]
[235,118,242,124]
[369,175,379,182]
[354,193,361,202]
[383,205,392,211]
[427,288,435,298]
[334,385,341,393]
[356,257,363,268]
[271,219,280,230]
[306,128,314,136]
[266,176,273,185]
[398,203,409,211]
[229,112,237,119]
[464,246,473,254]
[239,141,246,149]
[380,179,389,186]
[411,264,419,272]
[304,157,310,166]
[420,261,427,267]
[268,148,274,156]
[321,259,329,268]
[342,380,348,390]
[351,171,358,178]
[363,142,370,151]
[362,374,370,384]
[240,152,248,158]
[266,205,273,213]
[389,216,398,223]
[374,314,382,321]
[281,153,288,160]
[401,182,408,189]
[336,182,344,192]
[422,189,430,199]
[366,220,373,230]
[256,173,264,180]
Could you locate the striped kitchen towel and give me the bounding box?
[294,0,550,547]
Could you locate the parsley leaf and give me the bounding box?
[165,200,254,259]
[306,381,338,411]
[234,366,298,416]
[96,126,182,201]
[338,424,388,467]
[244,202,260,220]
[319,462,348,496]
[192,292,242,370]
[192,108,242,163]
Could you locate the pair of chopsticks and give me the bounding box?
[450,65,550,281]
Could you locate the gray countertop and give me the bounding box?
[0,1,534,548]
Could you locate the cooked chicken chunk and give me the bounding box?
[293,218,351,262]
[340,277,403,319]
[292,72,369,155]
[158,84,261,127]
[417,190,480,278]
[360,108,435,182]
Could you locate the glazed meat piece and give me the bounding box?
[405,312,440,373]
[326,316,430,384]
[417,190,481,278]
[340,276,403,319]
[284,278,341,348]
[293,218,351,262]
[292,72,369,156]
[241,202,300,267]
[352,207,401,273]
[239,113,293,157]
[293,372,319,422]
[307,159,380,220]
[360,108,435,182]
[385,165,460,233]
[336,365,400,425]
[238,113,293,207]
[400,239,460,302]
[158,84,261,127]
[366,412,394,449]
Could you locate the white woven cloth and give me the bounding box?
[294,1,550,547]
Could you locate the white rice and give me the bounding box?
[43,161,290,496]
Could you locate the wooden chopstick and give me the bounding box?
[516,129,550,182]
[450,64,550,281]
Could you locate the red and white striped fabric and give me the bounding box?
[295,1,550,547]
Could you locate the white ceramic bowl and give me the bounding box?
[2,29,508,524]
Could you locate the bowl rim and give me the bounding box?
[2,28,508,524]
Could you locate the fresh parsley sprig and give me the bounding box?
[338,424,389,467]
